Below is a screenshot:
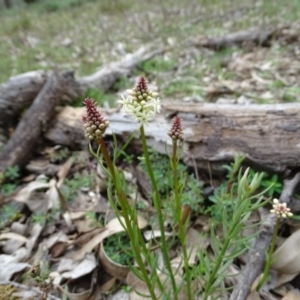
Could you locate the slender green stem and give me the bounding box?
[98,137,116,182]
[203,213,244,300]
[256,217,280,291]
[97,137,158,300]
[171,140,193,300]
[140,126,178,299]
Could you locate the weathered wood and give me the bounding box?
[46,102,300,173]
[0,45,165,130]
[77,44,165,91]
[0,71,80,172]
[192,27,276,50]
[0,71,48,128]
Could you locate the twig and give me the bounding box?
[0,281,61,300]
[229,172,300,300]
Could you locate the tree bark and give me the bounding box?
[0,71,48,129]
[0,44,164,130]
[46,102,300,173]
[0,71,80,172]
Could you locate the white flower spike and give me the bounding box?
[118,76,161,127]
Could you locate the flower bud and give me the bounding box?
[82,98,109,141]
[168,116,184,141]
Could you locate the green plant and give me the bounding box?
[73,88,117,108]
[139,149,204,224]
[103,232,133,266]
[62,170,96,202]
[257,198,293,291]
[0,166,20,196]
[260,173,283,196]
[49,147,70,163]
[120,150,134,165]
[98,0,133,14]
[82,77,274,299]
[0,203,22,229]
[27,262,54,299]
[31,206,61,227]
[4,166,20,180]
[85,210,104,227]
[198,167,268,299]
[139,57,177,74]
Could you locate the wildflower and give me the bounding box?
[82,98,109,140]
[270,198,293,218]
[118,76,161,127]
[168,116,183,141]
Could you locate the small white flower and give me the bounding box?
[270,198,293,218]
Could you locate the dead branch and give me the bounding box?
[0,44,165,131]
[192,27,276,50]
[46,102,300,173]
[77,43,165,92]
[0,71,48,129]
[229,173,300,300]
[0,71,80,172]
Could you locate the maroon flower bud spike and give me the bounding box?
[168,116,183,141]
[82,98,109,140]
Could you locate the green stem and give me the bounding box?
[171,140,193,300]
[98,137,116,182]
[97,137,158,300]
[203,214,244,300]
[140,126,178,299]
[256,217,280,291]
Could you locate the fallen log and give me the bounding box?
[192,27,276,50]
[0,44,165,130]
[0,71,48,128]
[0,71,80,172]
[46,102,300,173]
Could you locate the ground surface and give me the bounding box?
[1,0,300,105]
[1,0,300,299]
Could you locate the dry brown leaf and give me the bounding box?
[51,241,69,258]
[275,272,298,288]
[26,223,43,256]
[73,216,147,260]
[0,232,28,243]
[0,248,30,281]
[247,291,262,300]
[47,178,60,209]
[251,273,263,292]
[13,181,50,213]
[75,219,100,233]
[72,227,105,247]
[271,228,300,274]
[70,254,97,280]
[57,158,73,187]
[282,289,300,300]
[143,230,173,241]
[99,276,116,292]
[13,181,50,203]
